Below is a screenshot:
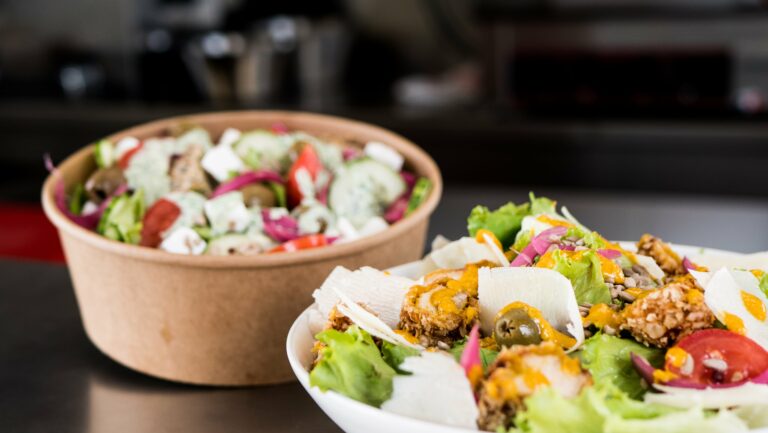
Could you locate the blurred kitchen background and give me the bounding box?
[2,0,768,258]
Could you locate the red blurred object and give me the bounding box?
[0,203,65,262]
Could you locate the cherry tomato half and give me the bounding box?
[269,234,328,253]
[666,329,768,386]
[286,144,323,208]
[139,198,181,248]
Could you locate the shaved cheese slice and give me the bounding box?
[478,267,584,351]
[634,254,666,282]
[421,237,501,274]
[734,404,768,429]
[381,352,478,429]
[703,268,768,349]
[647,383,768,409]
[691,251,768,273]
[482,232,510,267]
[430,234,451,252]
[334,292,421,349]
[312,266,415,328]
[689,269,713,289]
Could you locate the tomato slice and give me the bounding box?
[139,199,181,248]
[269,234,327,253]
[118,142,144,169]
[666,329,768,386]
[286,144,323,208]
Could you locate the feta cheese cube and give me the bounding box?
[364,141,404,172]
[201,144,245,182]
[204,192,253,236]
[160,227,206,255]
[218,128,242,148]
[115,136,141,160]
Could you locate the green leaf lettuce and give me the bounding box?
[549,249,611,305]
[97,189,145,244]
[309,326,396,407]
[512,382,747,433]
[579,333,663,399]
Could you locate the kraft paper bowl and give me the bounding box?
[42,111,442,386]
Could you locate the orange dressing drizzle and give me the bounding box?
[723,312,747,335]
[741,290,767,322]
[582,304,621,329]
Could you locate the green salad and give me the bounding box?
[49,125,431,255]
[304,193,768,432]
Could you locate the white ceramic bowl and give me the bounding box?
[286,244,768,433]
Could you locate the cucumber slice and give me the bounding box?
[406,177,432,216]
[94,139,115,168]
[328,158,406,228]
[234,130,291,171]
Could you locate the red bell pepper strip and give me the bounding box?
[286,144,323,208]
[118,142,144,169]
[269,234,328,253]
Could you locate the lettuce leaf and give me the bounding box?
[565,227,606,250]
[467,202,529,249]
[467,193,559,249]
[309,326,396,407]
[97,189,145,244]
[450,338,499,369]
[579,333,663,399]
[759,273,768,299]
[513,382,747,433]
[512,229,533,254]
[528,192,557,216]
[380,341,419,374]
[550,249,611,305]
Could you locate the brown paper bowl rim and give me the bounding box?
[42,110,442,269]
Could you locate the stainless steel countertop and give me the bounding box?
[2,187,767,433]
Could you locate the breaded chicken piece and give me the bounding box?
[399,262,492,347]
[476,342,592,431]
[621,275,714,348]
[637,234,686,277]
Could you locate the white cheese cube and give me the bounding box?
[201,144,245,182]
[218,128,242,148]
[160,227,206,255]
[115,136,141,160]
[364,141,404,172]
[204,191,253,236]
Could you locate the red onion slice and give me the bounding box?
[682,256,696,271]
[400,171,417,190]
[598,249,622,259]
[342,147,362,161]
[261,209,300,243]
[460,324,482,381]
[212,170,284,198]
[510,226,568,267]
[45,154,127,230]
[384,195,409,224]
